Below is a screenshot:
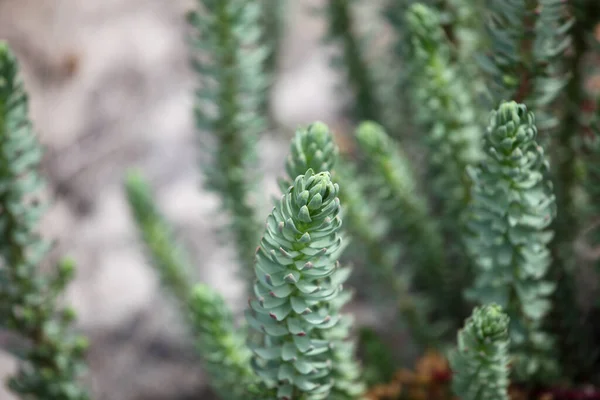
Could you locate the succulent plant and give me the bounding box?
[450,304,510,400]
[356,121,455,343]
[406,3,482,217]
[246,169,363,399]
[0,41,89,400]
[465,101,559,382]
[279,122,339,192]
[188,0,269,282]
[189,285,260,398]
[125,171,257,399]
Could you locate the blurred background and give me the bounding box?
[0,0,384,399]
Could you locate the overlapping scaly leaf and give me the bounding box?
[246,170,364,399]
[188,0,268,281]
[449,304,510,400]
[405,3,483,333]
[383,0,470,137]
[465,101,559,382]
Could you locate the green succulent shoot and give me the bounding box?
[279,122,339,192]
[481,0,572,132]
[354,121,445,273]
[0,42,89,399]
[449,304,510,400]
[189,284,260,399]
[246,169,363,399]
[279,121,395,396]
[280,122,369,399]
[465,101,559,382]
[356,121,457,343]
[188,0,268,283]
[124,171,258,399]
[405,3,483,217]
[324,0,381,123]
[124,171,195,304]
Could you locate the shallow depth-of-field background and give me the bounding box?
[0,1,389,399]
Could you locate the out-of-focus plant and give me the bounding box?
[449,304,510,400]
[6,0,600,398]
[0,42,89,400]
[187,0,269,285]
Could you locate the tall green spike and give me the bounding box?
[0,42,90,400]
[465,101,559,382]
[247,170,364,399]
[188,0,268,283]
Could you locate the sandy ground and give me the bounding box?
[0,0,365,398]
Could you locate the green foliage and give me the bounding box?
[382,0,476,135]
[557,96,600,381]
[188,0,268,281]
[355,121,455,344]
[260,0,286,121]
[96,0,600,398]
[544,3,593,384]
[403,1,484,352]
[189,285,261,398]
[354,121,442,274]
[335,156,433,351]
[585,125,600,218]
[480,0,572,132]
[281,121,433,364]
[405,3,483,217]
[124,171,195,304]
[262,0,285,73]
[8,0,600,397]
[357,328,396,387]
[281,122,432,365]
[277,124,367,399]
[246,170,364,399]
[448,0,484,64]
[465,101,559,382]
[0,42,89,400]
[323,0,381,123]
[449,304,510,400]
[381,0,436,134]
[124,171,260,399]
[279,122,339,192]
